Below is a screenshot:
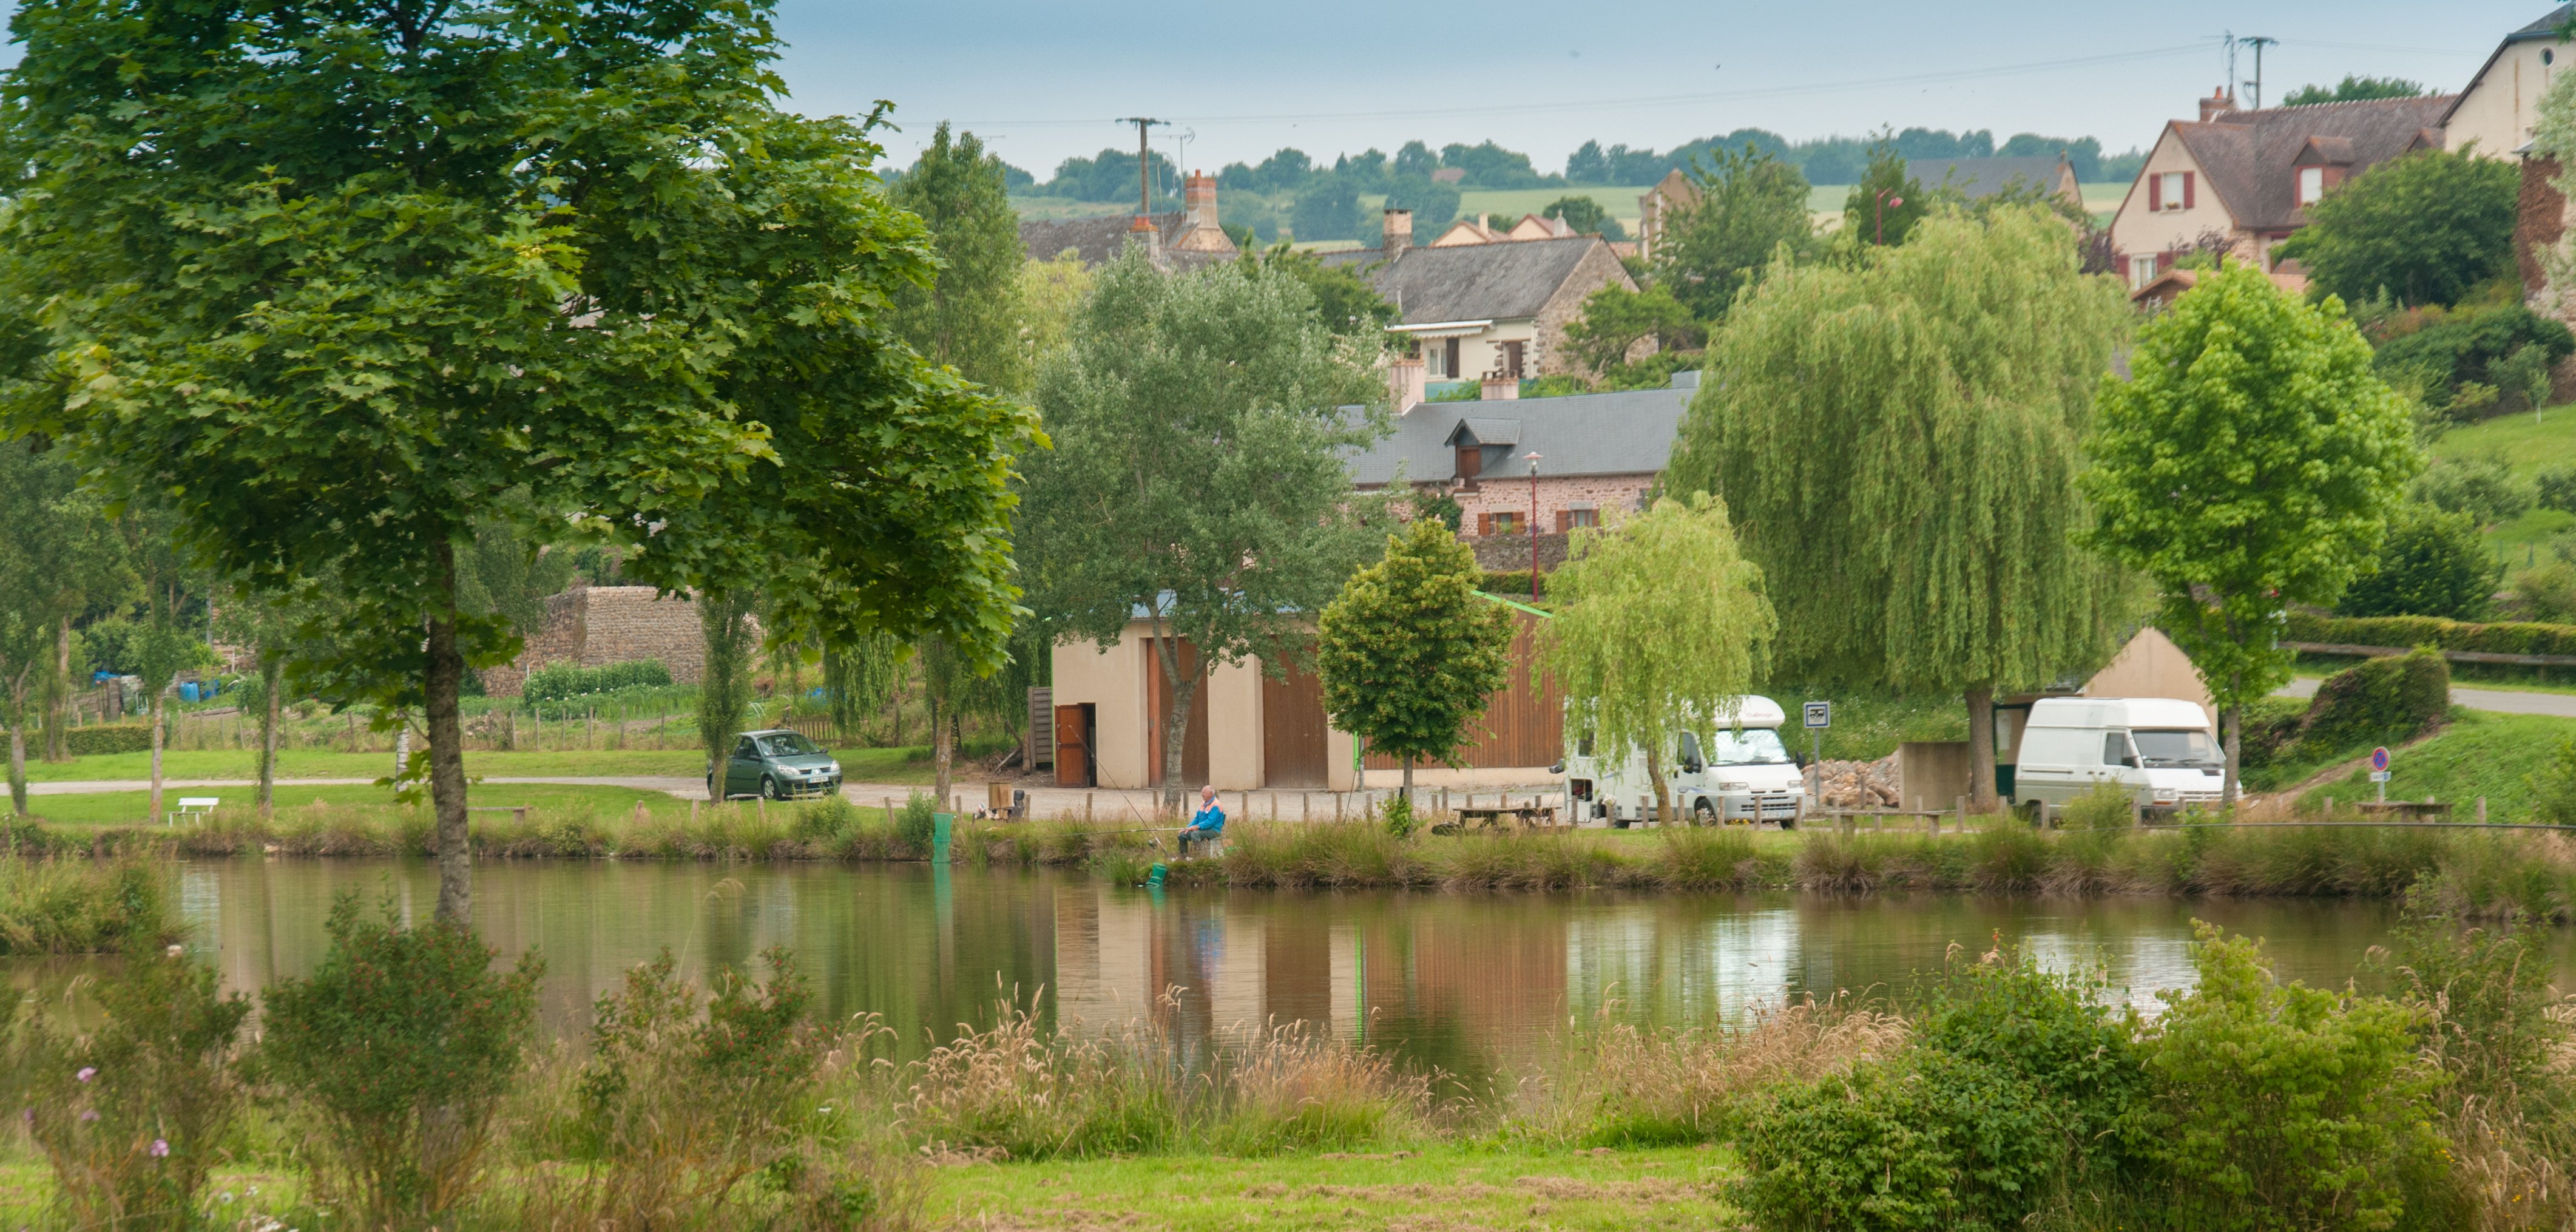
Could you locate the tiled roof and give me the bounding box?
[2170,94,2456,232]
[1347,377,1697,486]
[1368,235,1612,324]
[1017,211,1234,269]
[1907,157,2069,199]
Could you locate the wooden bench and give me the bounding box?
[172,796,219,823]
[467,806,532,824]
[2355,800,2453,822]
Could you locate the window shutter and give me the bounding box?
[1555,510,1570,532]
[2182,172,2196,208]
[1477,512,1493,536]
[2147,173,2161,211]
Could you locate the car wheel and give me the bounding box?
[762,776,785,801]
[1691,797,1717,826]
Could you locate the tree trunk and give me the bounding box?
[2222,688,2243,809]
[259,655,281,819]
[931,691,951,808]
[1646,744,1670,826]
[1161,671,1199,819]
[697,591,756,804]
[8,723,25,817]
[147,692,164,824]
[44,617,70,762]
[1965,685,1998,813]
[1401,754,1415,813]
[427,543,473,925]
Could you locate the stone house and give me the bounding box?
[2108,89,2455,287]
[1334,209,1641,385]
[481,585,710,697]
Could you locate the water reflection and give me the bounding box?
[23,859,2546,1083]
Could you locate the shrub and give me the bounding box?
[2410,454,2532,525]
[523,659,675,705]
[2298,648,2450,755]
[793,794,859,843]
[2371,302,2575,420]
[0,856,176,955]
[1912,952,2144,1171]
[257,896,543,1225]
[2287,608,2576,660]
[2336,503,2502,620]
[2538,465,2576,515]
[895,793,937,855]
[12,946,251,1231]
[2060,781,2136,830]
[2236,695,2312,771]
[1381,791,1418,838]
[2510,561,2576,623]
[2135,922,2447,1230]
[63,724,154,756]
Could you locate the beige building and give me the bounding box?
[2442,6,2575,160]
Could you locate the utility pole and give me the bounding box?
[2239,36,2276,109]
[1115,117,1168,217]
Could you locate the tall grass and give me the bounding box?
[1508,995,1907,1148]
[0,853,177,955]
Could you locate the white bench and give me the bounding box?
[173,797,220,822]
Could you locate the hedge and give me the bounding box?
[2284,611,2576,660]
[64,724,154,756]
[1481,570,1545,599]
[522,660,674,705]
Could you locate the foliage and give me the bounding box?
[1651,142,1816,319]
[2410,454,2533,526]
[1841,140,1929,246]
[0,438,130,805]
[1249,245,1400,339]
[897,791,939,855]
[2283,75,2427,105]
[2510,560,2576,623]
[1540,195,1625,240]
[2537,465,2576,515]
[2084,263,2420,796]
[2527,737,2576,825]
[2336,503,2504,620]
[1381,173,1462,230]
[1561,283,1703,374]
[13,944,251,1230]
[2298,648,2452,756]
[1016,251,1096,375]
[1380,792,1419,839]
[1672,208,2132,800]
[257,896,542,1225]
[524,660,677,706]
[2061,781,2139,830]
[891,123,1030,395]
[1291,177,1363,242]
[2287,608,2576,660]
[1016,251,1388,810]
[2136,923,2447,1230]
[2370,302,2575,422]
[60,725,153,757]
[698,591,761,800]
[2276,149,2517,307]
[0,855,175,956]
[1541,493,1776,823]
[1316,520,1516,797]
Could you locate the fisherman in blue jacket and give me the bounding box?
[1181,784,1225,858]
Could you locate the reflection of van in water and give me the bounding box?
[2012,697,2223,819]
[1561,696,1807,826]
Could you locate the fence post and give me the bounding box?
[1955,794,1966,833]
[2479,796,2488,824]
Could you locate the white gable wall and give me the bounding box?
[2449,39,2563,160]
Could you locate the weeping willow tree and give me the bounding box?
[1665,206,2134,810]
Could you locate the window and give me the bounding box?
[734,736,759,759]
[1706,728,1792,766]
[1489,510,1522,535]
[1442,337,1461,380]
[1501,340,1526,378]
[758,732,822,757]
[2101,732,2135,768]
[1563,507,1598,529]
[2160,171,2186,210]
[2132,728,2220,768]
[2129,254,2158,288]
[2297,166,2325,205]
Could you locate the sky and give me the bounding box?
[785,0,2552,182]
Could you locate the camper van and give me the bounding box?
[1561,696,1806,827]
[2012,697,2223,819]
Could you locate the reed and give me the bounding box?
[0,853,178,955]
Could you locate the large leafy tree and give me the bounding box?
[1540,493,1776,826]
[1315,519,1516,808]
[0,0,1033,921]
[1668,208,2134,810]
[0,439,128,813]
[2083,263,2419,802]
[1018,250,1385,815]
[1562,284,1703,374]
[2276,149,2517,308]
[1841,140,1927,247]
[2336,503,2501,621]
[1652,142,1815,319]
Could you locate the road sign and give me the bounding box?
[2369,771,2392,783]
[1804,702,1831,729]
[2370,746,2391,773]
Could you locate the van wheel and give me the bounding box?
[1692,798,1717,826]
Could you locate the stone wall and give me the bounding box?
[481,585,708,697]
[1455,473,1654,548]
[1472,531,1569,574]
[1532,242,1643,377]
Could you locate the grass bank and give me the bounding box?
[12,743,950,785]
[0,854,176,955]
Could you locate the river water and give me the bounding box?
[29,860,2568,1082]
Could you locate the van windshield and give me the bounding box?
[1707,728,1792,766]
[2132,728,2219,768]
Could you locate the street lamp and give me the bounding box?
[1524,451,1543,601]
[1874,188,1905,246]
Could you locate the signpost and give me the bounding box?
[2370,746,2391,802]
[1802,702,1831,779]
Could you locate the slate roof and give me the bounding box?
[1368,235,1611,324]
[2169,94,2455,232]
[1017,211,1234,269]
[1347,375,1697,486]
[1907,157,2071,200]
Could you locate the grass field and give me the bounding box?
[11,743,942,786]
[2294,709,2572,818]
[19,782,698,830]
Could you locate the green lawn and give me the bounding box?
[918,1145,1733,1230]
[2293,710,2576,818]
[19,782,699,830]
[14,744,941,785]
[2428,409,2576,479]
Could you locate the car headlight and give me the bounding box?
[1718,781,1750,791]
[2152,790,2177,802]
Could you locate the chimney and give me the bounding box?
[1127,212,1161,260]
[1479,375,1519,401]
[1183,169,1220,236]
[1387,355,1425,413]
[2199,88,2239,123]
[1383,208,1412,260]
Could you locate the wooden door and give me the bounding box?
[1054,705,1092,788]
[1260,660,1331,787]
[1145,640,1211,788]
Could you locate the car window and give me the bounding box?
[734,736,758,759]
[759,733,821,757]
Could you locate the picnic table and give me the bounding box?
[1446,804,1562,831]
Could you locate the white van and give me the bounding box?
[2012,697,2223,819]
[1561,696,1807,826]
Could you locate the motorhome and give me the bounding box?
[2011,697,2223,819]
[1561,696,1806,827]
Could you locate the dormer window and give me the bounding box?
[2297,166,2325,205]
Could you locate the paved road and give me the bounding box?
[2276,677,2576,718]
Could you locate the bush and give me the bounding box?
[2337,503,2502,620]
[792,794,859,843]
[2287,608,2576,660]
[2236,695,2312,771]
[257,896,543,1226]
[2371,302,2575,421]
[2299,648,2451,754]
[523,659,675,705]
[1381,792,1418,839]
[64,724,154,756]
[1481,570,1543,598]
[2410,455,2532,526]
[2537,465,2576,515]
[2059,781,2136,830]
[12,946,251,1230]
[2509,561,2576,623]
[896,792,938,855]
[0,856,176,956]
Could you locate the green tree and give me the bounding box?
[2275,149,2518,307]
[1314,519,1516,808]
[1653,143,1816,319]
[2282,75,2426,106]
[2083,263,2419,802]
[697,591,760,803]
[1669,209,2134,810]
[1841,140,1927,246]
[892,122,1030,394]
[1540,493,1776,825]
[0,0,1035,919]
[1018,251,1386,814]
[1291,178,1362,243]
[2335,503,2501,620]
[1541,195,1626,240]
[1249,245,1399,340]
[0,439,128,814]
[1017,252,1095,376]
[1561,284,1704,374]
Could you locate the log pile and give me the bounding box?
[1814,754,1902,810]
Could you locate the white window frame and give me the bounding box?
[2297,166,2325,205]
[2129,254,2158,288]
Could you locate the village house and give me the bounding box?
[1339,208,1641,385]
[2108,89,2455,287]
[1016,169,1238,268]
[2444,5,2574,160]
